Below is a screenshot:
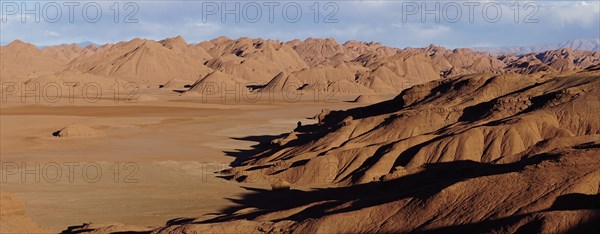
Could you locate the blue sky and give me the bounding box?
[1,0,599,48]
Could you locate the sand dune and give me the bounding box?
[65,37,213,85]
[0,40,65,82]
[41,43,99,63]
[200,37,308,83]
[260,71,303,94]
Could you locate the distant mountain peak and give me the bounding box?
[5,39,39,51]
[473,39,600,55]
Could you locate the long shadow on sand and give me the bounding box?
[193,153,584,227]
[223,134,286,167]
[220,95,414,169]
[222,122,335,167]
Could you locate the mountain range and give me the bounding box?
[2,36,599,97]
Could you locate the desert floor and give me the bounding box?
[0,88,371,232]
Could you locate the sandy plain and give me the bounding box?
[0,88,370,232]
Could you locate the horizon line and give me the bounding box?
[3,35,599,51]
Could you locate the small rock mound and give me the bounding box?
[271,179,291,191]
[53,124,101,137]
[353,95,383,104]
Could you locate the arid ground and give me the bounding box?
[1,36,599,233]
[1,89,369,232]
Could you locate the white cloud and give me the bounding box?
[406,24,451,39]
[1,0,597,49]
[349,0,393,9]
[45,31,61,37]
[541,1,600,26]
[390,23,402,28]
[468,42,498,48]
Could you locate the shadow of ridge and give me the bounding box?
[165,217,197,226]
[458,80,548,123]
[223,134,286,167]
[222,123,338,167]
[61,224,92,234]
[194,153,562,225]
[219,94,409,168]
[548,193,600,211]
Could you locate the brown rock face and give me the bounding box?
[75,68,599,234]
[47,37,600,233]
[152,148,600,233]
[226,69,600,186]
